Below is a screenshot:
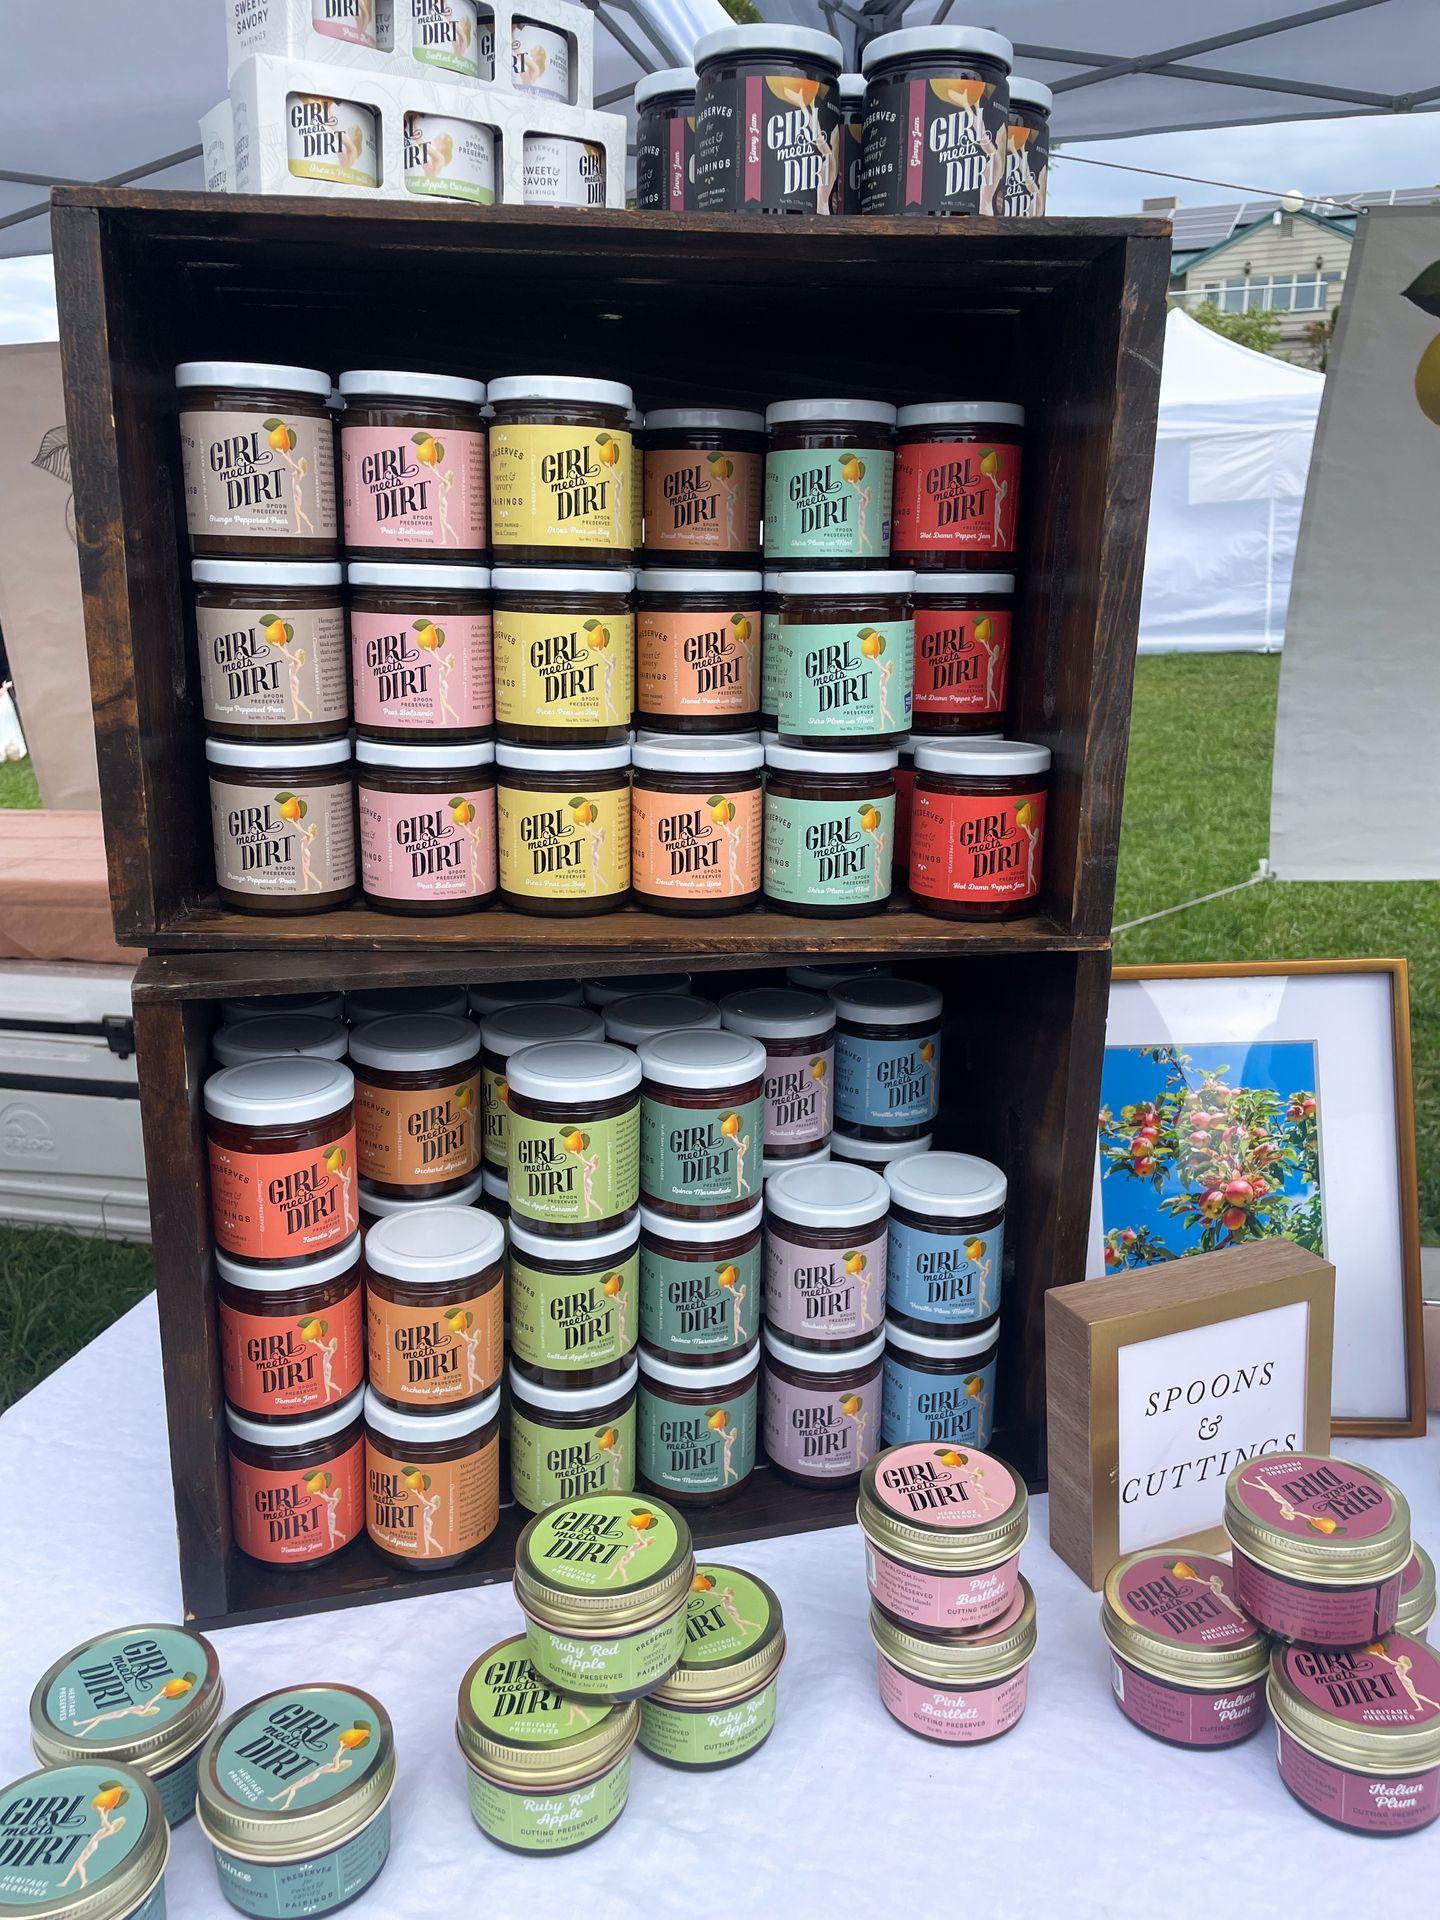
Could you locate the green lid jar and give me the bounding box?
[507,1212,639,1373]
[0,1762,168,1920]
[638,1563,785,1769]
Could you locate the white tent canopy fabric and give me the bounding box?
[1138,307,1323,654]
[5,1,1440,257]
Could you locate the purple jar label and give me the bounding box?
[1232,1454,1394,1540]
[1110,1654,1263,1748]
[764,1223,886,1340]
[834,1029,940,1131]
[882,1349,996,1449]
[1276,1723,1439,1835]
[1283,1636,1440,1729]
[1116,1554,1259,1649]
[763,1359,880,1480]
[762,1044,833,1149]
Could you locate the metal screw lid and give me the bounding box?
[0,1761,168,1920]
[1223,1453,1411,1587]
[645,1565,786,1707]
[1100,1551,1270,1691]
[455,1635,638,1785]
[515,1492,694,1632]
[856,1442,1028,1572]
[1397,1541,1437,1637]
[868,1576,1037,1687]
[29,1625,224,1780]
[1267,1633,1440,1775]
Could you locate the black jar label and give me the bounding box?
[860,72,1007,216]
[695,73,843,214]
[637,108,693,211]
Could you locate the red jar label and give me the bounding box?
[913,607,1010,717]
[229,1433,363,1564]
[219,1283,364,1416]
[893,440,1021,557]
[208,1128,359,1260]
[909,786,1045,903]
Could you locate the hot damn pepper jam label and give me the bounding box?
[181,406,337,544]
[765,447,894,562]
[859,73,1007,216]
[913,606,1011,718]
[497,783,631,903]
[909,786,1045,904]
[489,424,634,552]
[355,1077,480,1187]
[695,74,843,215]
[493,608,635,731]
[893,440,1021,557]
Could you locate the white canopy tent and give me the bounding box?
[1138,306,1323,653]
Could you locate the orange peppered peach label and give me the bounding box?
[208,1129,358,1260]
[637,606,760,719]
[497,782,630,903]
[489,424,634,552]
[219,1287,365,1417]
[355,1076,480,1186]
[366,1282,504,1406]
[632,784,761,903]
[364,1430,500,1560]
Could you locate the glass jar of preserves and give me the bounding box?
[773,570,914,747]
[832,977,943,1140]
[193,559,348,740]
[911,572,1015,731]
[638,1342,760,1505]
[204,1056,359,1266]
[505,1039,641,1236]
[348,561,494,742]
[634,69,697,213]
[225,1389,364,1566]
[631,737,763,915]
[216,1235,365,1420]
[886,1151,1005,1328]
[356,738,496,914]
[892,403,1025,570]
[720,987,834,1159]
[363,1383,502,1567]
[338,370,488,559]
[764,401,897,566]
[639,1199,763,1359]
[693,26,844,215]
[762,1325,885,1486]
[858,28,1012,218]
[641,413,765,563]
[639,1028,766,1221]
[206,737,356,915]
[508,1212,640,1375]
[364,1205,506,1410]
[508,1356,639,1512]
[764,1160,888,1344]
[481,1003,604,1174]
[762,743,897,915]
[495,740,632,914]
[177,360,338,556]
[1001,79,1052,217]
[909,738,1050,919]
[635,570,762,728]
[349,1013,482,1201]
[487,377,635,564]
[491,567,635,743]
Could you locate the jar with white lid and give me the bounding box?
[634,69,697,212]
[193,558,348,740]
[639,1029,765,1221]
[177,360,338,556]
[640,1198,763,1359]
[360,1171,484,1219]
[349,1013,482,1201]
[355,737,496,913]
[762,1139,830,1184]
[892,402,1026,568]
[508,1212,639,1375]
[765,1161,888,1345]
[831,1128,931,1168]
[346,985,471,1025]
[641,411,764,562]
[215,1232,364,1425]
[205,1056,358,1265]
[763,1324,885,1485]
[787,960,892,993]
[585,972,692,1008]
[348,560,494,742]
[910,738,1050,918]
[472,978,584,1017]
[505,1039,641,1235]
[720,988,834,1158]
[225,1388,365,1566]
[364,1382,502,1567]
[882,1317,999,1448]
[603,994,722,1049]
[764,400,897,566]
[487,377,635,564]
[338,370,488,559]
[693,26,844,215]
[858,27,1012,218]
[762,742,897,915]
[1002,78,1052,216]
[886,1151,1004,1329]
[206,736,356,914]
[631,736,764,914]
[773,570,915,747]
[638,1343,760,1505]
[832,977,943,1139]
[910,571,1015,731]
[491,566,635,742]
[509,1355,639,1511]
[220,991,344,1024]
[364,1204,506,1410]
[480,1003,605,1173]
[212,1012,348,1068]
[635,570,762,730]
[496,738,632,914]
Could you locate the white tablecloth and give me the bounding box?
[1,1295,1435,1914]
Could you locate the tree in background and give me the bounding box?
[720,0,761,17]
[1190,300,1285,358]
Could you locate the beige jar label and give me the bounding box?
[490,423,633,551]
[632,784,761,904]
[355,1074,481,1186]
[180,407,337,544]
[208,775,355,900]
[493,607,635,731]
[197,601,349,727]
[498,781,630,903]
[365,1430,499,1559]
[366,1281,503,1406]
[637,605,760,719]
[642,447,762,554]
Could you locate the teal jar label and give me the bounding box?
[772,620,913,740]
[761,608,781,716]
[214,1688,383,1813]
[154,1750,201,1827]
[835,1029,941,1129]
[887,1219,1003,1324]
[0,1763,151,1905]
[639,1679,776,1766]
[881,1350,997,1449]
[641,1095,764,1211]
[640,1241,761,1355]
[763,792,894,908]
[526,1604,688,1698]
[638,1376,758,1496]
[764,446,894,561]
[466,1756,630,1852]
[509,1246,638,1371]
[210,1807,390,1917]
[43,1628,207,1748]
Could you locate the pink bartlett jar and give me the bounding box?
[856,1441,1027,1634]
[870,1574,1036,1745]
[1101,1550,1270,1750]
[1223,1452,1411,1647]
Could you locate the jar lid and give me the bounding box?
[638,1027,767,1092]
[30,1626,224,1779]
[203,1056,354,1127]
[638,1197,762,1245]
[490,566,635,595]
[831,1128,932,1166]
[196,1684,395,1861]
[481,1164,509,1206]
[360,1173,484,1218]
[1399,1542,1437,1634]
[634,568,763,595]
[857,1441,1028,1569]
[762,1141,831,1180]
[348,1013,481,1073]
[0,1762,168,1920]
[641,407,764,434]
[346,985,471,1024]
[639,1343,760,1391]
[514,1491,694,1631]
[765,1160,888,1230]
[487,375,634,410]
[503,1038,642,1103]
[1224,1453,1412,1586]
[456,1635,638,1785]
[633,65,698,108]
[886,1151,1006,1219]
[765,742,899,776]
[603,994,721,1047]
[223,1384,364,1450]
[830,976,942,1025]
[363,1381,500,1446]
[765,398,897,429]
[356,738,496,772]
[896,400,1026,429]
[495,740,632,774]
[220,992,345,1023]
[839,71,865,101]
[1100,1551,1270,1691]
[508,1210,640,1264]
[347,560,492,590]
[786,961,892,991]
[363,1204,504,1284]
[885,1317,997,1362]
[631,738,765,784]
[205,736,351,771]
[470,978,583,1015]
[764,572,781,592]
[1009,76,1054,113]
[646,1565,786,1707]
[861,25,1014,74]
[509,1354,638,1415]
[776,569,914,598]
[215,1234,361,1294]
[337,369,486,405]
[212,1013,349,1068]
[912,738,1051,777]
[585,972,691,1007]
[720,987,834,1042]
[763,1323,886,1374]
[177,360,330,398]
[192,559,343,588]
[1267,1634,1440,1776]
[868,1579,1037,1688]
[481,1004,603,1060]
[694,24,843,69]
[909,571,1015,597]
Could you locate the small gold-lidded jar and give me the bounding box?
[0,1761,169,1919]
[1399,1542,1437,1640]
[870,1575,1037,1745]
[857,1441,1027,1634]
[638,1564,785,1769]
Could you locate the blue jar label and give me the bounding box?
[764,446,895,561]
[640,1242,762,1355]
[43,1625,208,1749]
[887,1219,1003,1324]
[0,1764,151,1906]
[835,1029,941,1129]
[214,1688,382,1813]
[881,1351,996,1449]
[638,1376,758,1495]
[212,1806,391,1917]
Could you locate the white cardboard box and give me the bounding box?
[200,99,235,193]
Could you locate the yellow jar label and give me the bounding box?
[493,607,635,731]
[490,424,634,551]
[498,780,631,901]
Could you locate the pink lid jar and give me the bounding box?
[1101,1550,1270,1750]
[857,1441,1026,1633]
[869,1575,1036,1745]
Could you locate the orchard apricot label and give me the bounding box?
[354,1076,480,1187]
[180,406,337,543]
[913,606,1011,718]
[507,1104,639,1226]
[497,782,630,904]
[764,447,894,561]
[893,439,1022,557]
[489,424,634,552]
[366,1280,503,1406]
[773,618,913,739]
[909,787,1045,904]
[364,1429,499,1561]
[492,607,635,731]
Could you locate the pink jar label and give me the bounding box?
[1234,1549,1400,1645]
[1232,1453,1395,1540]
[1283,1636,1440,1729]
[1276,1724,1440,1834]
[358,781,496,903]
[351,608,493,732]
[1116,1553,1258,1649]
[763,1358,881,1479]
[876,1651,1029,1742]
[870,1442,1017,1528]
[865,1539,1018,1632]
[1110,1653,1263,1747]
[762,1043,833,1149]
[341,424,488,552]
[764,1223,886,1340]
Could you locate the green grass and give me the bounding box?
[0,758,40,809]
[0,1228,153,1411]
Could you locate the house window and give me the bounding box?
[1196,272,1341,316]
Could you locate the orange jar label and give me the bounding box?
[366,1281,504,1406]
[643,448,762,555]
[219,1282,364,1417]
[637,605,760,719]
[355,1075,480,1187]
[229,1433,363,1564]
[909,786,1046,902]
[365,1430,500,1560]
[207,1128,358,1261]
[632,783,762,904]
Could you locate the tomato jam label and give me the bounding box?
[764,447,894,563]
[489,423,633,553]
[763,791,895,908]
[197,600,349,730]
[641,1242,762,1356]
[229,1433,362,1564]
[365,1430,499,1560]
[341,425,487,553]
[208,1129,358,1260]
[772,619,913,739]
[350,608,493,733]
[893,439,1021,558]
[859,72,1007,216]
[642,452,762,556]
[497,781,631,904]
[1000,112,1049,216]
[493,606,635,732]
[180,406,337,545]
[359,782,496,905]
[637,606,760,719]
[639,1376,758,1497]
[695,73,843,215]
[366,1281,504,1406]
[220,1286,364,1416]
[909,786,1045,904]
[913,606,1010,718]
[632,784,762,906]
[208,775,356,903]
[355,1077,480,1187]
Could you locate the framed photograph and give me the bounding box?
[1088,960,1424,1436]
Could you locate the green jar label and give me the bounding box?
[214,1688,382,1812]
[640,1095,764,1210]
[43,1627,207,1745]
[639,1378,757,1497]
[509,1403,635,1512]
[482,1061,509,1170]
[526,1607,688,1697]
[761,608,781,715]
[640,1242,761,1355]
[764,446,894,561]
[773,620,914,739]
[763,792,895,907]
[684,1566,774,1660]
[508,1103,639,1227]
[466,1756,630,1851]
[212,1808,390,1916]
[0,1764,149,1905]
[638,1679,777,1766]
[468,1638,615,1742]
[509,1247,638,1370]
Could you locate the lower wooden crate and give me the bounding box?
[133,942,1109,1627]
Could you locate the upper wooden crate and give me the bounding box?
[52,191,1168,957]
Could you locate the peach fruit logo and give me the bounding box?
[692,1570,716,1593]
[809,1057,827,1081]
[715,1263,739,1289]
[414,618,446,651]
[705,1406,728,1432]
[594,432,620,468]
[263,418,298,455]
[766,74,822,109]
[274,791,307,823]
[963,1237,985,1263]
[935,1446,966,1468]
[601,1271,624,1297]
